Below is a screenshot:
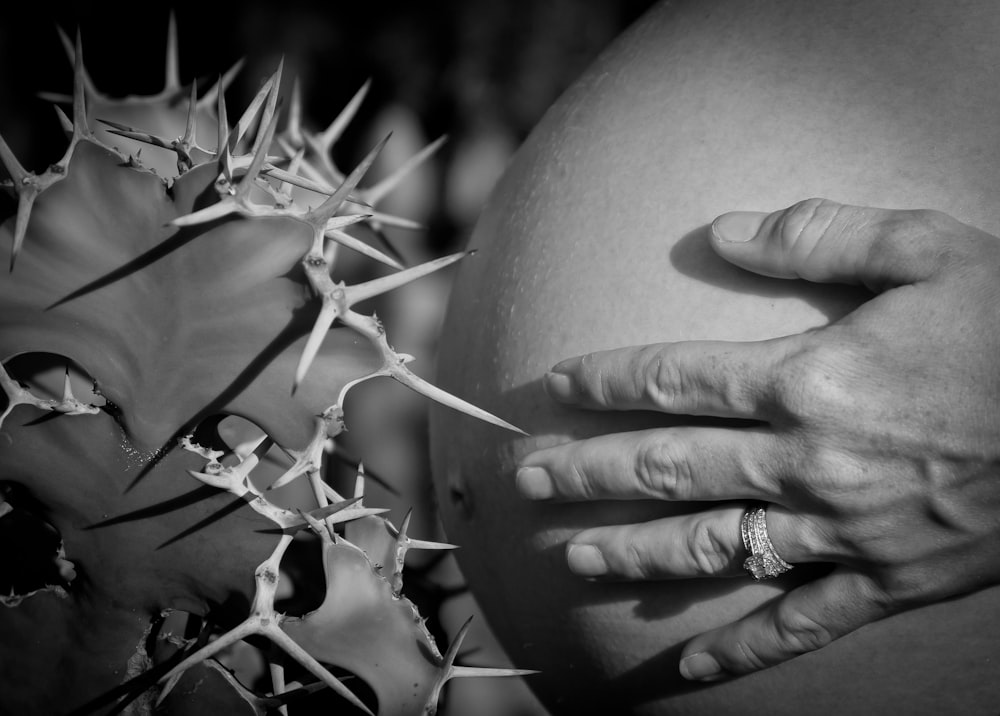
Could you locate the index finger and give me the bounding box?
[544,338,795,420]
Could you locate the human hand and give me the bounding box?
[515,199,1000,681]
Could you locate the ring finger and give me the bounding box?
[565,503,821,580]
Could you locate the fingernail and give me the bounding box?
[679,652,724,681]
[711,211,767,243]
[543,371,575,402]
[516,466,554,500]
[567,543,607,577]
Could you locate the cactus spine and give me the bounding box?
[0,17,527,715]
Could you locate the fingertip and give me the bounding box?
[515,466,554,500]
[679,651,726,682]
[710,211,768,244]
[543,370,576,402]
[566,542,608,578]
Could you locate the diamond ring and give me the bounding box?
[741,503,793,580]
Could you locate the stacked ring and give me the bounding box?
[741,504,793,580]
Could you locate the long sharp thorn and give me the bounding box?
[449,666,541,679]
[302,495,361,517]
[71,29,89,135]
[366,210,424,231]
[320,482,347,504]
[296,507,327,537]
[61,367,73,402]
[393,367,528,435]
[324,213,370,232]
[201,661,267,712]
[233,435,274,482]
[156,620,258,706]
[252,58,283,157]
[103,127,172,150]
[238,108,281,196]
[370,213,422,232]
[183,80,198,144]
[293,299,339,393]
[270,662,288,716]
[235,76,276,146]
[164,11,180,92]
[215,76,229,156]
[443,616,474,671]
[397,509,412,543]
[9,189,37,272]
[354,466,366,500]
[95,118,134,132]
[0,132,28,183]
[53,105,72,135]
[265,626,374,716]
[289,504,390,528]
[326,228,403,270]
[321,79,371,150]
[0,132,44,271]
[307,134,390,224]
[367,135,446,204]
[55,25,99,98]
[261,165,334,196]
[275,148,305,196]
[346,251,465,306]
[267,459,315,493]
[223,120,240,183]
[170,199,237,227]
[391,509,413,591]
[286,77,303,146]
[35,91,72,104]
[408,538,458,551]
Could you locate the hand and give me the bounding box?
[515,199,1000,681]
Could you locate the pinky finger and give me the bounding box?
[678,568,891,681]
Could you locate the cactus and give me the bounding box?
[0,18,528,715]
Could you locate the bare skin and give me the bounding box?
[517,199,1000,681]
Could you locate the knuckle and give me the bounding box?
[576,352,606,402]
[772,604,836,655]
[774,198,839,253]
[773,341,856,422]
[565,457,599,500]
[871,566,936,608]
[730,639,771,673]
[686,516,738,575]
[634,436,689,498]
[643,346,684,408]
[870,209,969,274]
[793,447,864,509]
[622,534,658,579]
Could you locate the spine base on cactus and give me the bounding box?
[0,20,528,715]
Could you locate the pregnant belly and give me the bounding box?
[430,1,1000,713]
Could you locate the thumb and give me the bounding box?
[709,198,970,290]
[678,569,890,682]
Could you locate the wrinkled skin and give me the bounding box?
[519,199,1000,680]
[430,0,1000,713]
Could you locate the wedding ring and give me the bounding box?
[741,503,793,580]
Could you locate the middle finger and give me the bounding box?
[517,426,789,504]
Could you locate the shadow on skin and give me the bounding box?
[497,378,812,625]
[493,373,837,709]
[669,224,870,323]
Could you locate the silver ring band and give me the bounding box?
[741,504,793,580]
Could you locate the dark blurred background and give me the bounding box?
[0,0,656,251]
[0,2,656,713]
